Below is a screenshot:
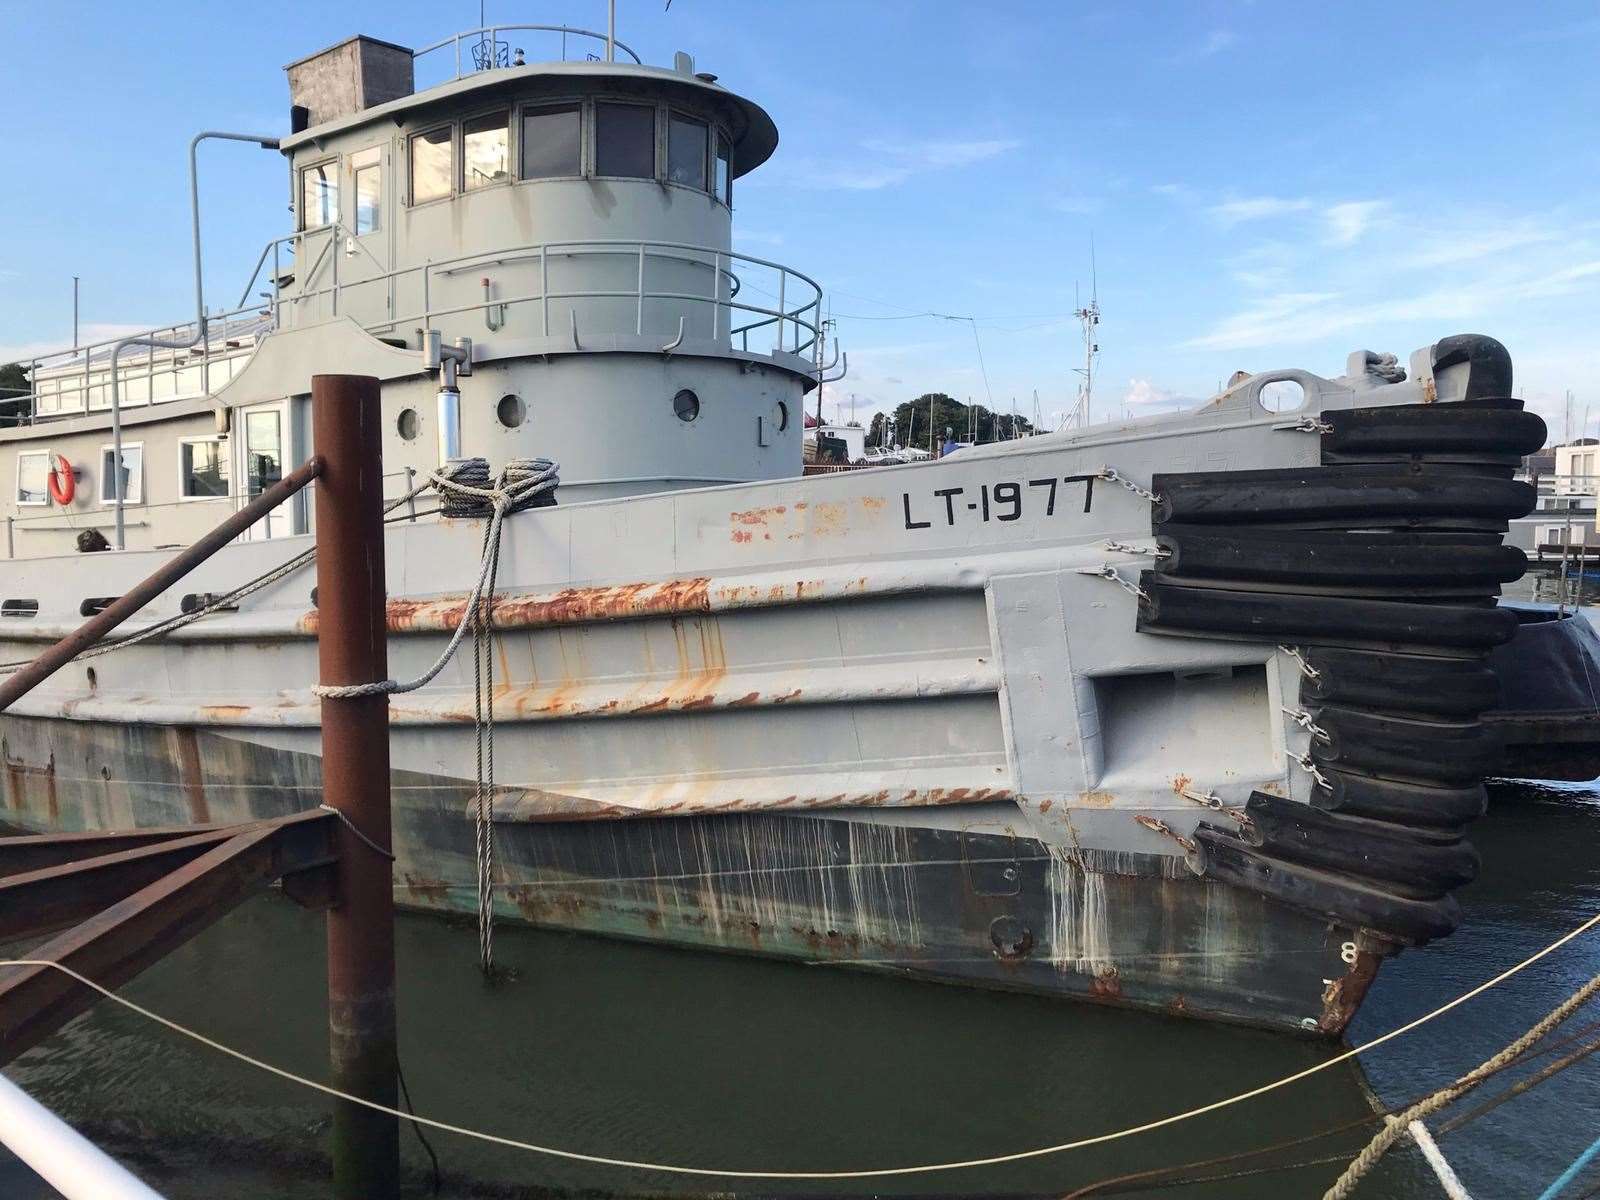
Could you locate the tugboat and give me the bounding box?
[0,19,1543,1034]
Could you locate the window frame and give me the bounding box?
[407,122,456,208]
[349,145,383,237]
[15,450,50,507]
[177,435,231,502]
[98,441,144,507]
[665,108,712,194]
[592,100,659,182]
[516,98,587,183]
[714,128,733,208]
[460,107,513,193]
[297,157,340,231]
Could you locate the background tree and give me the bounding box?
[888,392,1034,450]
[866,411,887,449]
[0,362,32,425]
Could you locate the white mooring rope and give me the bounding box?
[1,909,1595,1180]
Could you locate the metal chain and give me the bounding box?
[1098,466,1160,505]
[1287,415,1334,434]
[1293,752,1332,791]
[1282,706,1333,744]
[1133,813,1197,854]
[1077,563,1150,601]
[1278,644,1321,681]
[1178,786,1252,827]
[1101,539,1171,557]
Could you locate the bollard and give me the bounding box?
[313,374,399,1200]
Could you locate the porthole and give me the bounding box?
[497,394,526,429]
[673,388,700,422]
[396,408,419,440]
[774,400,789,432]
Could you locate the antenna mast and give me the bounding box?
[1071,239,1100,428]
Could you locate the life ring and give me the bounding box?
[46,454,75,506]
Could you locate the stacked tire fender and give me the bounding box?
[1136,336,1545,947]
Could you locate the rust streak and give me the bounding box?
[303,578,713,635]
[171,728,210,824]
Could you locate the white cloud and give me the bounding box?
[781,138,1020,191]
[1123,377,1195,412]
[1323,200,1387,245]
[1208,196,1315,224]
[0,323,153,365]
[1052,196,1103,216]
[1195,30,1238,57]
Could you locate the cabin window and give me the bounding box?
[715,132,732,205]
[463,111,510,190]
[667,114,709,190]
[99,443,143,506]
[299,160,338,229]
[520,103,581,178]
[595,102,655,178]
[179,438,230,499]
[15,451,48,506]
[409,126,453,204]
[244,410,283,498]
[351,146,382,235]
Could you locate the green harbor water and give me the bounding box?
[4,777,1598,1199]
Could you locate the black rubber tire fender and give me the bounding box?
[1309,706,1503,787]
[1299,647,1502,717]
[1156,527,1526,590]
[1311,771,1487,828]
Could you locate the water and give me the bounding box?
[4,779,1598,1199]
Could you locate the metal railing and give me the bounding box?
[252,225,823,358]
[413,24,642,85]
[9,229,823,425]
[14,306,270,424]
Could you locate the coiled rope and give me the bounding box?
[1,908,1593,1180]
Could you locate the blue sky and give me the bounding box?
[2,1,1597,438]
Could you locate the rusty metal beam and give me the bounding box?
[0,826,253,939]
[0,810,336,1066]
[0,823,232,878]
[313,374,400,1200]
[0,455,324,713]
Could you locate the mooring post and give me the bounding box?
[313,373,399,1200]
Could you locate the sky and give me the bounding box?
[1,1,1597,440]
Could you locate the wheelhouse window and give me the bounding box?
[520,103,581,178]
[99,443,143,506]
[409,125,453,204]
[299,160,338,229]
[15,452,48,506]
[667,113,709,190]
[463,111,510,190]
[595,102,655,178]
[715,132,732,205]
[179,438,230,499]
[351,146,381,235]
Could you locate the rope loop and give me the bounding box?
[316,803,395,861]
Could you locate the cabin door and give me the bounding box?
[238,401,289,540]
[340,144,393,329]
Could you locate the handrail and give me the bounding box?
[413,25,643,77]
[12,235,825,426]
[0,456,323,712]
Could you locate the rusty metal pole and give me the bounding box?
[313,374,398,1200]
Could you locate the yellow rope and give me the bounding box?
[2,907,1597,1181]
[1322,966,1600,1199]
